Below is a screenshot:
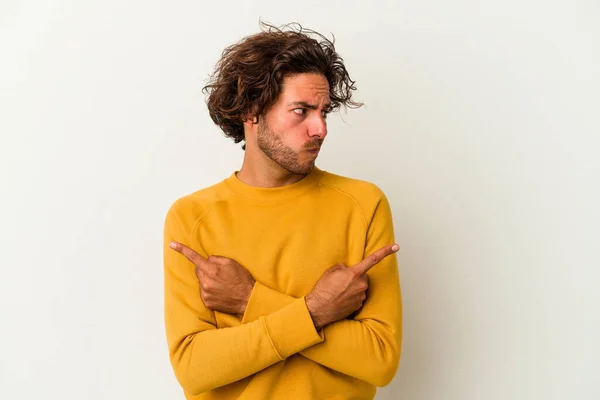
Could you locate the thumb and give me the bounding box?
[207,255,231,265]
[327,263,346,272]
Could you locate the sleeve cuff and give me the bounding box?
[242,281,296,324]
[261,297,324,359]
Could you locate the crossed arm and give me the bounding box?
[238,267,402,386]
[163,196,402,395]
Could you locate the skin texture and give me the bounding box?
[170,72,400,329]
[236,73,330,187]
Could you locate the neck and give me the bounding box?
[236,149,307,188]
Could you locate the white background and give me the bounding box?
[1,1,599,399]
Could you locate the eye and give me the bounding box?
[293,108,306,116]
[321,110,330,119]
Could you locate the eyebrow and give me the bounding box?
[288,101,332,111]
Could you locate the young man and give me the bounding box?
[163,23,402,399]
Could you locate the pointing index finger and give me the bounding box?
[169,241,208,268]
[352,244,399,275]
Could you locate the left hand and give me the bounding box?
[169,241,255,315]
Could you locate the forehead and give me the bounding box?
[278,73,330,104]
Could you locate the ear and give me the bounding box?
[242,113,259,133]
[242,106,260,126]
[242,117,256,129]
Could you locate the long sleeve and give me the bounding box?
[241,193,403,386]
[163,205,324,396]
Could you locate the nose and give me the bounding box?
[307,114,327,139]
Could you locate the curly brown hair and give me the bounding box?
[202,22,362,149]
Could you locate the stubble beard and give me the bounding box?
[256,120,318,176]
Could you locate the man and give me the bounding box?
[163,22,402,399]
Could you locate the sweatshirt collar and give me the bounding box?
[224,166,322,202]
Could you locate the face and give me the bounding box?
[256,73,330,175]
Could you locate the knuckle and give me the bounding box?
[326,266,339,275]
[205,268,216,278]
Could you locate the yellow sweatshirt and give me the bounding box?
[163,167,402,400]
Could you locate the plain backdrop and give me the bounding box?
[1,1,599,399]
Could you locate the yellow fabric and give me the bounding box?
[163,167,402,399]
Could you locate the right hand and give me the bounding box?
[305,244,399,330]
[169,242,256,315]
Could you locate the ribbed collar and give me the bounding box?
[224,166,323,202]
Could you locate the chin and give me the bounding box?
[285,162,314,176]
[298,163,316,175]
